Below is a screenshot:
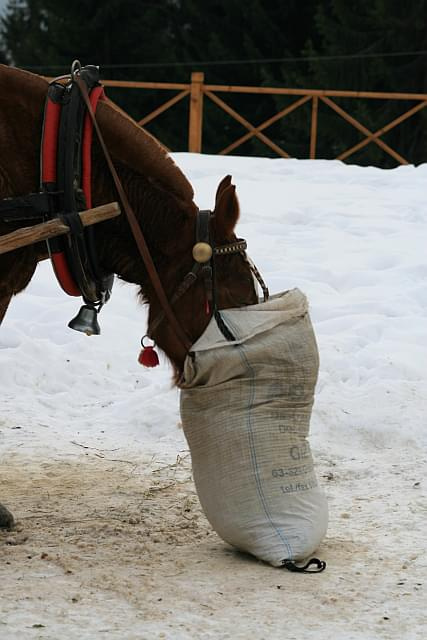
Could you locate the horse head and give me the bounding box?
[144,174,259,373]
[0,65,259,376]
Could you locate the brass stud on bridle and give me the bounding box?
[192,241,213,263]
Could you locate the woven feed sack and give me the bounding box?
[179,288,328,567]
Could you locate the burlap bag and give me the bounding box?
[179,288,328,567]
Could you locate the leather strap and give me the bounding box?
[197,210,214,306]
[74,74,192,352]
[0,192,61,221]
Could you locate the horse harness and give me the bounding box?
[0,61,269,363]
[0,62,113,308]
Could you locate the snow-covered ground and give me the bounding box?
[1,154,426,639]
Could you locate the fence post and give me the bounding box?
[188,72,204,153]
[310,96,318,159]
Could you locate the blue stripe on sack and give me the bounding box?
[234,342,294,560]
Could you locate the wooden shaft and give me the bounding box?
[0,202,120,255]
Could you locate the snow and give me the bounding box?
[1,154,426,639]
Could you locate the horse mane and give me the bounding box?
[0,64,195,206]
[96,99,194,206]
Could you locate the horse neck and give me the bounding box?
[91,154,197,299]
[0,77,47,263]
[0,96,41,199]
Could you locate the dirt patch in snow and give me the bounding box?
[0,448,425,640]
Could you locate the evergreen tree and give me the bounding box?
[169,0,320,156]
[0,0,190,146]
[1,0,176,71]
[0,0,425,164]
[308,0,427,165]
[0,0,321,154]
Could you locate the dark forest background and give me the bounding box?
[1,0,426,167]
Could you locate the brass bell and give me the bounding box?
[68,304,101,336]
[192,242,213,263]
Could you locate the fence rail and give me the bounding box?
[103,72,427,164]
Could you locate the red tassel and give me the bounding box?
[138,346,160,367]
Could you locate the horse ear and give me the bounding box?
[215,175,232,207]
[213,182,240,241]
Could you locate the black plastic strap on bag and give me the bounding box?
[282,558,326,573]
[214,309,236,342]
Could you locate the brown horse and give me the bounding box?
[0,65,258,527]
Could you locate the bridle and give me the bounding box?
[144,209,269,349]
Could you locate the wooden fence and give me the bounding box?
[103,72,427,165]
